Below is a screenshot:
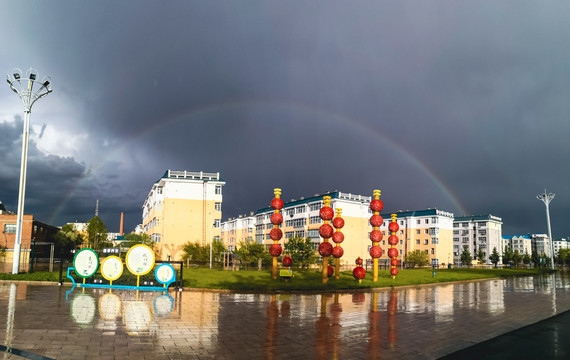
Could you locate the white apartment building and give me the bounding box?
[502,235,532,255]
[532,234,550,257]
[553,238,568,257]
[220,214,255,252]
[453,215,503,265]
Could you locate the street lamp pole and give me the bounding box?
[6,68,52,274]
[537,189,555,270]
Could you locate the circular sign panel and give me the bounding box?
[155,263,175,285]
[101,256,124,281]
[125,244,155,276]
[73,248,99,278]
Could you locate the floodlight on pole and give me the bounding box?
[536,189,555,270]
[6,67,52,274]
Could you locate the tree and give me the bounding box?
[489,247,500,268]
[522,252,531,267]
[460,246,472,266]
[122,233,152,248]
[512,250,522,268]
[86,216,108,250]
[285,237,318,269]
[53,224,84,259]
[531,250,541,268]
[556,248,570,266]
[405,250,430,269]
[502,246,513,266]
[476,246,486,265]
[181,239,226,265]
[234,240,270,269]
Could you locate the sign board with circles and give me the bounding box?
[101,256,124,281]
[73,249,99,278]
[125,244,155,276]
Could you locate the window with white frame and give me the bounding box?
[215,202,222,211]
[215,185,222,195]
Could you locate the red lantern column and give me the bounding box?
[332,208,345,280]
[388,213,400,279]
[353,257,365,283]
[319,196,334,284]
[269,188,284,279]
[369,190,384,282]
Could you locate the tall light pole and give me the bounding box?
[537,189,555,270]
[6,68,52,274]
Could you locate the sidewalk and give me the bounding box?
[440,310,570,359]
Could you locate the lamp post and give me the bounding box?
[537,189,555,270]
[6,68,52,274]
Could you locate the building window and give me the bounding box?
[295,206,306,214]
[152,233,161,243]
[417,220,421,224]
[310,216,322,224]
[430,228,439,235]
[431,248,435,255]
[431,238,439,244]
[400,220,404,225]
[462,222,468,227]
[309,202,322,211]
[266,234,271,240]
[308,229,319,239]
[215,185,222,195]
[214,219,220,228]
[416,229,420,234]
[424,239,428,245]
[453,230,459,235]
[400,240,403,245]
[215,202,222,211]
[453,238,459,242]
[431,217,438,224]
[294,230,306,238]
[416,240,420,244]
[424,229,429,234]
[285,231,294,239]
[425,219,429,224]
[4,224,16,234]
[453,223,459,228]
[266,223,272,229]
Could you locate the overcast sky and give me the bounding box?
[0,1,568,238]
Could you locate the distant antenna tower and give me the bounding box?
[95,199,99,217]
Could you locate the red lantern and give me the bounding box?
[332,217,345,229]
[390,258,399,266]
[388,248,398,258]
[390,268,399,276]
[369,246,382,258]
[327,265,334,277]
[270,198,284,210]
[353,266,366,280]
[269,244,282,257]
[282,255,292,267]
[319,207,334,221]
[369,199,384,212]
[269,228,283,241]
[369,230,383,243]
[270,212,283,225]
[332,246,344,258]
[319,224,334,238]
[355,257,363,265]
[388,222,399,233]
[369,214,383,227]
[332,232,344,243]
[388,235,399,245]
[318,242,333,257]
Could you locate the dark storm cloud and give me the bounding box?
[1,1,569,236]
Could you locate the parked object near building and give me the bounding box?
[142,170,225,261]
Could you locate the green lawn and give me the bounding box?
[0,267,549,292]
[182,267,547,292]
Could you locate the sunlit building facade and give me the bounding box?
[453,215,503,265]
[502,235,532,256]
[142,170,225,261]
[378,209,455,268]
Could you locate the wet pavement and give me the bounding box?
[0,272,569,359]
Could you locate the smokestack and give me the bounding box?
[120,212,124,236]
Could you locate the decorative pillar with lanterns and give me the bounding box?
[318,196,334,284]
[388,214,399,279]
[369,190,384,282]
[332,208,345,279]
[269,189,284,279]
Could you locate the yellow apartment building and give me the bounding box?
[142,170,225,261]
[378,209,455,267]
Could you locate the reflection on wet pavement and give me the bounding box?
[0,272,569,359]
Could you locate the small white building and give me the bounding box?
[553,238,569,257]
